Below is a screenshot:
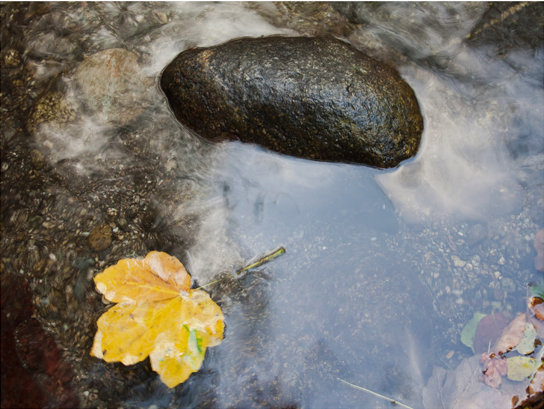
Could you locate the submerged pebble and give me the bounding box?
[75,48,153,127]
[88,222,113,251]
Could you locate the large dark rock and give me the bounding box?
[161,36,423,168]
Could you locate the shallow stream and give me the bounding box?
[1,2,543,409]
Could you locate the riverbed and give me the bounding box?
[1,2,543,408]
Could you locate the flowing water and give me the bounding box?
[1,2,543,409]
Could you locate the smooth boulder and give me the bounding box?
[161,36,423,168]
[75,48,153,127]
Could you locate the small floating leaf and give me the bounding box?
[461,312,486,351]
[528,364,544,393]
[507,356,540,382]
[480,353,508,388]
[473,312,509,354]
[529,279,544,299]
[493,313,526,356]
[91,251,224,388]
[515,323,538,355]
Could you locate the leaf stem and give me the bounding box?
[196,246,285,290]
[336,378,415,409]
[238,246,286,274]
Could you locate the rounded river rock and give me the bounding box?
[161,36,424,168]
[88,222,113,251]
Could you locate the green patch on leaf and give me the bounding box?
[188,328,205,356]
[461,312,486,352]
[529,279,544,299]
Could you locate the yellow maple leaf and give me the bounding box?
[90,251,224,388]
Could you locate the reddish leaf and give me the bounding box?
[515,367,544,409]
[474,312,509,354]
[478,314,529,388]
[480,353,508,388]
[529,365,544,394]
[530,298,544,322]
[493,314,526,355]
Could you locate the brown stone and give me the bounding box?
[88,222,113,251]
[75,48,153,127]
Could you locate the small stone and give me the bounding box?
[498,256,506,265]
[501,277,516,293]
[75,49,154,127]
[164,158,177,171]
[467,224,486,245]
[491,301,502,311]
[88,223,113,251]
[154,11,168,24]
[27,91,79,134]
[29,150,45,169]
[117,218,128,229]
[33,259,46,274]
[451,255,466,268]
[4,49,21,67]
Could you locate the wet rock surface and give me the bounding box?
[161,35,424,168]
[246,2,357,37]
[88,222,113,251]
[466,2,544,52]
[27,91,79,134]
[332,2,487,68]
[75,48,154,127]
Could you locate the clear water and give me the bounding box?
[9,2,544,408]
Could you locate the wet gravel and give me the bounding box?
[1,2,543,408]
